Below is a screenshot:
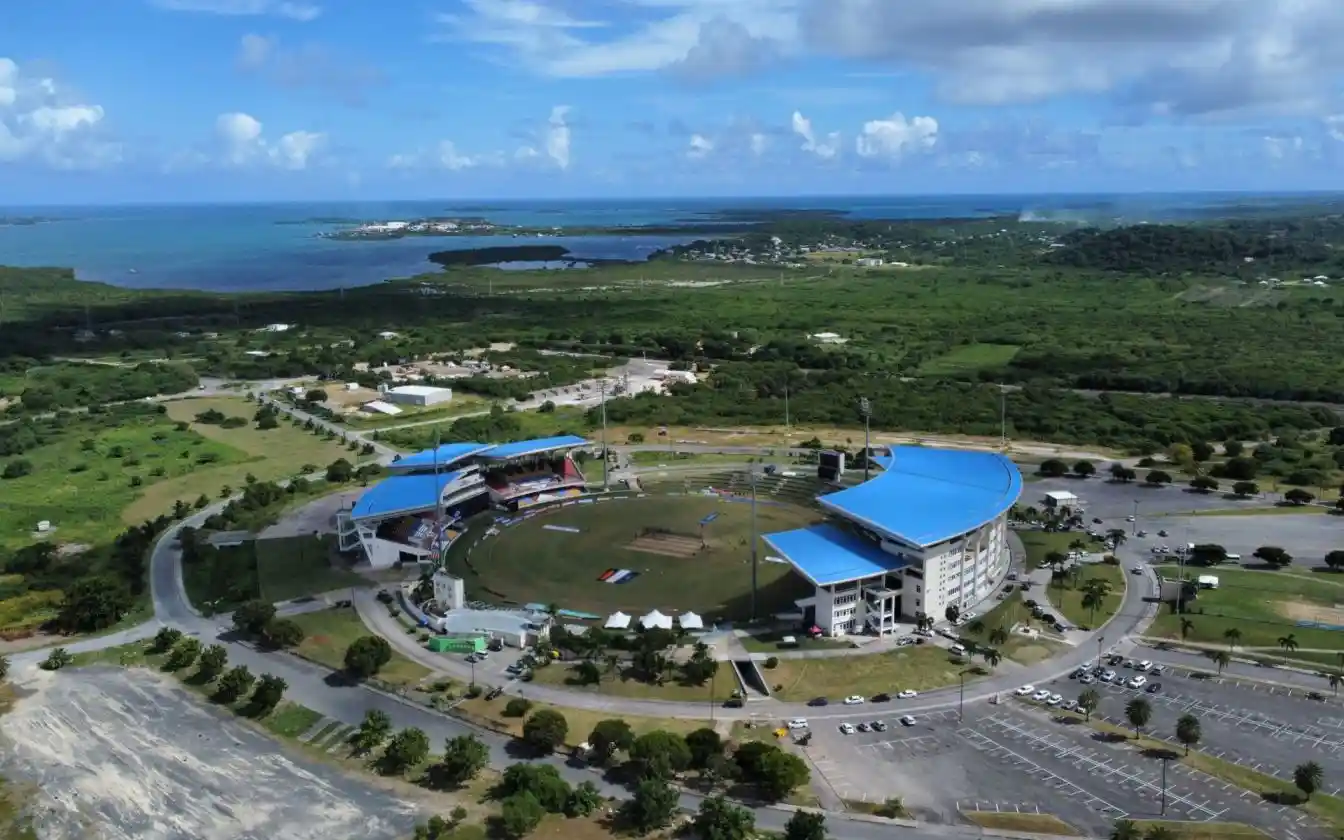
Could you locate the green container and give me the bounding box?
[428,636,485,653]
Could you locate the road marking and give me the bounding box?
[956,727,1128,817]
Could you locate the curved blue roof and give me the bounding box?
[819,446,1022,547]
[389,443,494,472]
[352,470,473,520]
[482,435,589,461]
[764,524,910,586]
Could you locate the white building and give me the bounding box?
[383,384,453,406]
[1043,490,1079,509]
[764,446,1022,637]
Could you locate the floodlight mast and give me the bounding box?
[859,397,872,482]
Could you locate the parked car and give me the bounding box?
[897,690,918,700]
[872,721,889,732]
[872,693,892,703]
[839,723,856,735]
[787,719,809,730]
[1015,685,1036,696]
[843,695,865,705]
[808,697,829,707]
[1145,682,1162,694]
[899,715,917,726]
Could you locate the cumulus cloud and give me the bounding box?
[0,57,120,169]
[749,132,768,156]
[855,112,938,159]
[214,111,324,169]
[149,0,320,21]
[545,105,571,169]
[790,110,839,158]
[687,133,714,159]
[389,105,570,173]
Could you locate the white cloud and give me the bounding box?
[149,0,320,21]
[237,33,273,70]
[438,0,797,78]
[687,133,714,159]
[214,111,325,169]
[546,105,571,169]
[1326,115,1344,142]
[855,112,939,159]
[749,132,767,155]
[234,34,385,105]
[790,110,839,158]
[0,57,120,169]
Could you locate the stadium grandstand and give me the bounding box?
[763,446,1022,637]
[337,435,590,568]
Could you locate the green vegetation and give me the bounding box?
[254,534,365,602]
[443,494,817,620]
[5,359,197,414]
[1048,562,1126,630]
[961,812,1079,836]
[765,645,969,700]
[285,607,431,687]
[917,343,1021,376]
[1016,530,1101,571]
[959,593,1063,664]
[1150,565,1344,659]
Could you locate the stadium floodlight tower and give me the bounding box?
[859,397,872,482]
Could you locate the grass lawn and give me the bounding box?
[1015,530,1101,571]
[341,394,491,429]
[255,534,366,602]
[1151,565,1344,652]
[380,405,590,453]
[959,593,1065,665]
[626,451,757,467]
[1182,505,1327,517]
[1047,562,1126,630]
[262,702,325,738]
[765,645,968,701]
[961,812,1079,836]
[917,343,1022,376]
[286,607,432,688]
[527,659,736,703]
[738,629,854,654]
[454,693,709,748]
[1129,821,1270,839]
[125,397,356,524]
[444,495,819,621]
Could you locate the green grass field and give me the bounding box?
[287,607,432,688]
[765,645,968,700]
[445,495,818,620]
[526,659,737,703]
[123,397,355,523]
[917,343,1022,376]
[960,593,1065,664]
[1015,530,1101,571]
[1048,562,1126,630]
[341,394,490,429]
[0,412,245,549]
[255,535,366,602]
[1151,565,1344,655]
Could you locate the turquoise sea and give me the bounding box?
[0,193,1335,293]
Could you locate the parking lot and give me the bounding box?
[1041,667,1344,792]
[803,689,1330,838]
[1032,478,1267,521]
[1154,513,1341,564]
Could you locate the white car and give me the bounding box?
[1032,689,1052,702]
[787,719,809,730]
[1139,660,1152,671]
[1101,670,1118,682]
[1128,675,1148,689]
[1047,694,1063,706]
[897,690,918,700]
[839,722,856,735]
[843,695,865,705]
[1015,685,1036,696]
[900,715,917,726]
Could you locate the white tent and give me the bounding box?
[605,611,632,630]
[640,609,673,630]
[677,611,704,630]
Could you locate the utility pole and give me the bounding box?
[1160,756,1170,815]
[1132,499,1139,536]
[860,397,872,483]
[784,380,790,431]
[999,384,1008,451]
[958,670,967,722]
[599,378,609,490]
[749,467,759,621]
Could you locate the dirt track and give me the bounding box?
[0,666,420,840]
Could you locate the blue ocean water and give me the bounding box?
[0,193,1335,293]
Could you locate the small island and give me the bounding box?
[321,216,764,242]
[427,244,640,267]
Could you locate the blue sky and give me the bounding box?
[6,0,1344,202]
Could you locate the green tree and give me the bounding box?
[1294,761,1324,800]
[197,643,228,680]
[1223,627,1242,651]
[521,709,569,754]
[166,638,202,671]
[248,674,288,716]
[1072,459,1096,477]
[260,618,305,649]
[344,635,393,679]
[1231,481,1258,497]
[151,626,184,653]
[352,709,393,754]
[630,730,692,779]
[214,665,254,702]
[1175,713,1201,755]
[40,647,73,670]
[626,777,678,833]
[784,810,828,840]
[1110,819,1141,840]
[379,728,431,776]
[498,791,545,839]
[429,734,490,789]
[754,747,811,801]
[1077,689,1101,721]
[588,718,634,765]
[1209,649,1231,674]
[1038,459,1068,477]
[1124,696,1152,738]
[693,795,755,840]
[566,780,603,818]
[686,727,724,769]
[572,660,601,686]
[232,600,276,636]
[0,654,9,682]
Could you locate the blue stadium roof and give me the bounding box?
[351,470,470,520]
[763,524,910,586]
[819,446,1023,547]
[482,435,589,461]
[388,443,494,472]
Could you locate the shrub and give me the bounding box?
[764,656,779,669]
[503,698,534,718]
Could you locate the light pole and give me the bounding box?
[599,378,609,490]
[859,397,872,483]
[749,467,759,621]
[1131,499,1139,535]
[958,669,970,722]
[1160,755,1170,814]
[1096,633,1105,665]
[710,667,717,722]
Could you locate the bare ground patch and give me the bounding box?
[625,532,704,558]
[1276,600,1344,626]
[0,665,421,840]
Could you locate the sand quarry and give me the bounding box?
[0,665,420,840]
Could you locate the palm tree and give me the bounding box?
[968,619,986,637]
[1125,697,1152,739]
[1110,818,1141,840]
[1179,617,1195,640]
[1223,627,1242,652]
[989,626,1010,647]
[1293,761,1324,801]
[1175,713,1201,755]
[1144,827,1176,840]
[1329,672,1341,696]
[982,648,1002,670]
[1209,649,1231,675]
[1077,689,1101,721]
[1278,634,1299,652]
